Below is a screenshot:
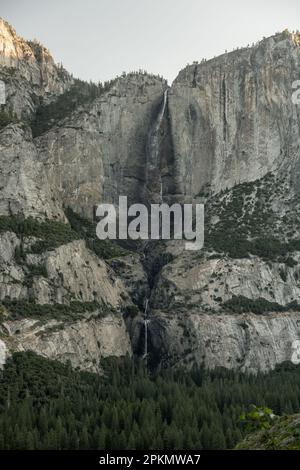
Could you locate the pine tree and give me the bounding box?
[79,426,89,449]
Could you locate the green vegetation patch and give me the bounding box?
[0,215,79,253]
[30,78,117,137]
[205,174,300,260]
[23,264,48,288]
[0,107,19,130]
[1,299,109,321]
[223,295,300,314]
[0,216,79,248]
[1,354,300,449]
[0,211,127,260]
[65,208,127,259]
[236,414,300,450]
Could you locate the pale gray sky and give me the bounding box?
[2,0,300,83]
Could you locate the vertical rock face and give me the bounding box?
[149,33,300,370]
[0,124,64,219]
[1,20,300,373]
[168,31,300,199]
[148,311,300,373]
[0,18,72,218]
[140,31,300,372]
[0,21,168,370]
[0,17,167,219]
[36,74,167,218]
[0,230,133,371]
[2,315,132,373]
[0,18,72,119]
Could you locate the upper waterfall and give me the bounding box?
[148,89,168,168]
[144,89,168,204]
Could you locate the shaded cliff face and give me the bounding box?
[0,76,167,220]
[137,31,300,372]
[148,311,300,373]
[36,74,167,218]
[0,15,167,219]
[168,31,300,199]
[1,20,300,373]
[0,20,167,371]
[0,124,65,219]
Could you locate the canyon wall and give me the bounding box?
[1,20,300,372]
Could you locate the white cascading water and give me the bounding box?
[143,298,149,359]
[0,340,7,369]
[142,92,168,355]
[147,89,168,203]
[148,89,168,168]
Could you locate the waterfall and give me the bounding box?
[144,298,149,318]
[142,298,150,366]
[148,89,168,168]
[0,340,7,369]
[146,89,168,204]
[141,87,168,360]
[159,178,163,203]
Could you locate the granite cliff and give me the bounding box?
[1,20,300,372]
